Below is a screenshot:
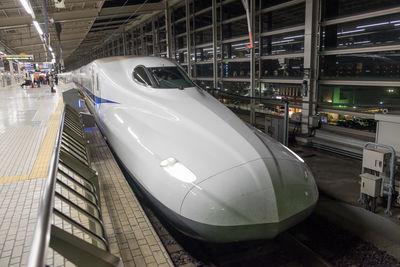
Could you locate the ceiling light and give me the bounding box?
[18,0,34,17]
[51,52,55,58]
[356,22,389,29]
[33,21,43,36]
[49,46,53,52]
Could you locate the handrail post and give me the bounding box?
[28,106,65,267]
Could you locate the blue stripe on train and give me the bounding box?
[83,87,119,104]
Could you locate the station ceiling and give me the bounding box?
[0,0,165,64]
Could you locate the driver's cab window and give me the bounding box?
[133,66,151,86]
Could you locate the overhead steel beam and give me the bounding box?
[99,2,164,17]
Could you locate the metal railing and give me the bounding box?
[28,105,122,267]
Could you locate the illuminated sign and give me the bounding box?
[24,63,36,69]
[1,55,34,60]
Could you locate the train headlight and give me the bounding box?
[160,157,196,183]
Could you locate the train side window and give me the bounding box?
[133,66,151,86]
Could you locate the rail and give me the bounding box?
[27,105,122,267]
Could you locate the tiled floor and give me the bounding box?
[0,84,66,266]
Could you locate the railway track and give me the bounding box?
[140,194,332,267]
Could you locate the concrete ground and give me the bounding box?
[291,145,400,260]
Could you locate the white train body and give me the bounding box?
[71,56,318,242]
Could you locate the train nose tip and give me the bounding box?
[179,158,318,242]
[179,159,281,241]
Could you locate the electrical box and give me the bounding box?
[311,115,320,128]
[360,173,382,197]
[362,148,391,173]
[265,115,284,143]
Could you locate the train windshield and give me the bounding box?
[146,67,195,89]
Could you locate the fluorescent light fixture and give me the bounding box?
[283,34,304,39]
[0,51,4,55]
[395,23,400,27]
[49,46,53,52]
[18,0,34,17]
[271,39,294,44]
[160,157,196,183]
[51,52,55,58]
[232,42,250,47]
[356,22,389,29]
[353,40,370,44]
[33,21,43,36]
[337,29,365,35]
[390,20,400,24]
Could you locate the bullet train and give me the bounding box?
[71,56,318,242]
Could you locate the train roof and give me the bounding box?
[91,56,177,68]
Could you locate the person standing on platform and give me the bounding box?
[49,74,55,93]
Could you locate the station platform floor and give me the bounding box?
[0,83,172,266]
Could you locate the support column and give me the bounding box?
[165,0,172,58]
[152,17,157,56]
[185,0,192,77]
[249,0,256,124]
[9,60,15,85]
[122,27,127,56]
[302,0,319,135]
[212,0,218,89]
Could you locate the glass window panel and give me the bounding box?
[321,14,400,50]
[158,15,165,27]
[261,30,304,55]
[318,85,400,108]
[222,1,245,20]
[195,11,212,28]
[195,64,213,77]
[261,58,304,78]
[197,80,214,90]
[145,23,152,32]
[261,3,305,32]
[195,46,216,61]
[222,81,251,96]
[195,0,212,12]
[222,61,250,78]
[223,40,251,59]
[174,21,186,35]
[322,0,400,20]
[175,51,187,63]
[175,36,187,49]
[317,111,377,132]
[195,28,213,45]
[133,66,151,86]
[320,52,400,81]
[173,5,186,22]
[222,18,248,39]
[259,82,302,99]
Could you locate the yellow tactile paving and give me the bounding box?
[0,174,29,184]
[0,99,64,184]
[28,99,64,180]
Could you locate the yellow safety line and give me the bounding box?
[0,99,64,184]
[0,175,29,184]
[28,99,64,180]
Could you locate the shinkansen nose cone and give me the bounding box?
[179,155,318,243]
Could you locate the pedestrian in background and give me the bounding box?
[49,74,55,93]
